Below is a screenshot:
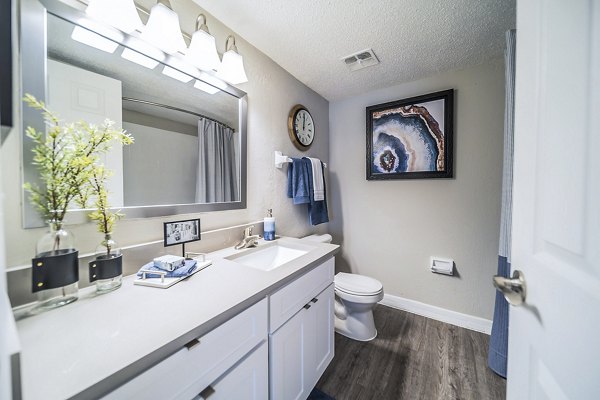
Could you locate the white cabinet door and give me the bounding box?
[308,284,334,384]
[269,306,310,400]
[194,343,268,400]
[269,284,334,400]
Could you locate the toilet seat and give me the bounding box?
[335,273,383,296]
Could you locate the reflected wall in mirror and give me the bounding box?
[21,0,247,228]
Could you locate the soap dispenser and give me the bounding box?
[264,209,275,241]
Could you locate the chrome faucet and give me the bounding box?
[234,225,260,250]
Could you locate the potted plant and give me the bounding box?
[24,95,133,309]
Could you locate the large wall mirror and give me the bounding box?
[21,0,247,228]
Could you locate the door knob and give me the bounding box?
[493,270,526,306]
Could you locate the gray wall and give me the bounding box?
[329,60,505,319]
[3,0,329,297]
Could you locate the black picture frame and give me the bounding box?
[366,89,454,180]
[163,218,201,247]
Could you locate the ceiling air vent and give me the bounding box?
[341,49,379,72]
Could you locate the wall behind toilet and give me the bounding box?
[328,60,505,320]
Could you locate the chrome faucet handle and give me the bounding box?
[244,225,254,237]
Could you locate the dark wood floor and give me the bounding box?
[316,305,506,400]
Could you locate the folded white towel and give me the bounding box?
[308,157,325,201]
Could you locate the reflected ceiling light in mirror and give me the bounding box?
[121,48,159,69]
[199,73,228,90]
[194,80,219,94]
[217,35,248,85]
[71,26,119,53]
[141,0,187,55]
[187,14,220,72]
[85,0,142,34]
[162,66,193,83]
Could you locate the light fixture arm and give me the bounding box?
[225,35,238,53]
[196,14,210,34]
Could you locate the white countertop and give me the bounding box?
[15,237,339,400]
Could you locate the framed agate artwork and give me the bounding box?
[366,89,454,180]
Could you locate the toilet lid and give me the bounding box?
[335,273,383,296]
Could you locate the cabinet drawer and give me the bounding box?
[193,342,268,400]
[269,257,334,333]
[104,298,268,400]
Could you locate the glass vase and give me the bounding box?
[91,233,122,293]
[32,221,79,311]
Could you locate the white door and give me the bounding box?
[507,0,600,398]
[47,59,124,207]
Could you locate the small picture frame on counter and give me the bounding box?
[164,219,201,247]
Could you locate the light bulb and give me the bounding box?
[218,50,248,84]
[187,30,220,71]
[141,3,187,55]
[86,0,142,34]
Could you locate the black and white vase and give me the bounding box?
[31,221,79,310]
[89,233,122,293]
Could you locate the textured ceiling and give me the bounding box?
[193,0,516,101]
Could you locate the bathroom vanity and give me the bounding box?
[15,238,338,400]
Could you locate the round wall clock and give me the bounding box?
[288,104,315,150]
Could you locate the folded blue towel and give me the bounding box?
[287,158,311,204]
[137,259,198,279]
[303,158,329,225]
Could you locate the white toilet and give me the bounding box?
[302,234,384,341]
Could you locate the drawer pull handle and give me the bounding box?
[311,298,319,303]
[303,303,312,310]
[199,385,216,399]
[184,338,201,350]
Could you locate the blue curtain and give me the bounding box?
[488,29,516,378]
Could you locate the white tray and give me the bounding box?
[134,259,212,289]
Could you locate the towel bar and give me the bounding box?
[274,151,327,169]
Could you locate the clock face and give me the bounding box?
[293,109,314,147]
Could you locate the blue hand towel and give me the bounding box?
[137,259,198,279]
[303,158,329,226]
[287,157,311,204]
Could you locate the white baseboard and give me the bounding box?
[379,294,493,335]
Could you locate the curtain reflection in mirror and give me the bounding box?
[196,118,240,203]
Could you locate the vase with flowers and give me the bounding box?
[24,94,133,310]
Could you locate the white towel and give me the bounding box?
[308,158,325,201]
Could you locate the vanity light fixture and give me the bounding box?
[71,26,118,53]
[140,0,187,55]
[162,66,193,83]
[187,14,221,72]
[85,0,143,34]
[217,35,248,85]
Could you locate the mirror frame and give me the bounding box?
[20,0,248,228]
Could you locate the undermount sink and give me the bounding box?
[226,241,311,271]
